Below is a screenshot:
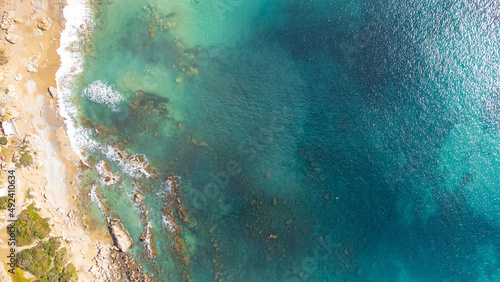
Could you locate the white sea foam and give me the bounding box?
[162,215,176,233]
[100,144,153,179]
[82,80,124,111]
[90,185,106,217]
[95,160,121,186]
[142,221,157,258]
[56,0,95,160]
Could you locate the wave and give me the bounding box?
[90,185,107,217]
[82,80,124,111]
[161,214,176,233]
[55,0,95,160]
[56,0,151,180]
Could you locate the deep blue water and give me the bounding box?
[70,0,500,280]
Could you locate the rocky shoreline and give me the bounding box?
[0,0,159,280]
[90,243,155,282]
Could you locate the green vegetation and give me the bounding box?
[19,153,33,166]
[54,247,67,270]
[0,196,9,209]
[11,209,51,246]
[60,263,78,281]
[0,136,7,145]
[18,241,78,282]
[13,208,77,281]
[25,188,31,199]
[17,244,52,276]
[0,48,9,65]
[43,237,61,257]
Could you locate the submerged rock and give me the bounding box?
[135,193,144,203]
[149,25,156,38]
[107,218,134,253]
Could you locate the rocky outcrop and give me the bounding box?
[107,218,133,253]
[135,193,144,203]
[89,243,118,281]
[89,243,154,281]
[96,160,120,186]
[1,11,14,30]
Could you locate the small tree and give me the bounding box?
[19,153,33,166]
[0,137,7,145]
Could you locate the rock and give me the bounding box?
[48,86,57,98]
[14,18,23,24]
[1,11,14,30]
[5,34,18,44]
[107,218,134,252]
[31,53,41,63]
[267,234,278,239]
[37,18,50,30]
[198,141,208,146]
[0,108,5,117]
[14,74,22,81]
[27,63,37,73]
[134,193,144,203]
[149,25,156,38]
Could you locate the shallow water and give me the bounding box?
[64,0,500,280]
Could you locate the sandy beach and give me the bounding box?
[0,0,114,280]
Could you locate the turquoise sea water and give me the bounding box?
[68,0,500,281]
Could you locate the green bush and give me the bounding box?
[0,196,9,209]
[17,245,52,277]
[43,237,61,257]
[18,238,78,282]
[60,263,77,282]
[54,247,68,270]
[0,136,7,145]
[53,255,63,271]
[37,267,61,282]
[11,209,51,246]
[19,153,33,166]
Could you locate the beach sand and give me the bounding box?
[0,0,113,280]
